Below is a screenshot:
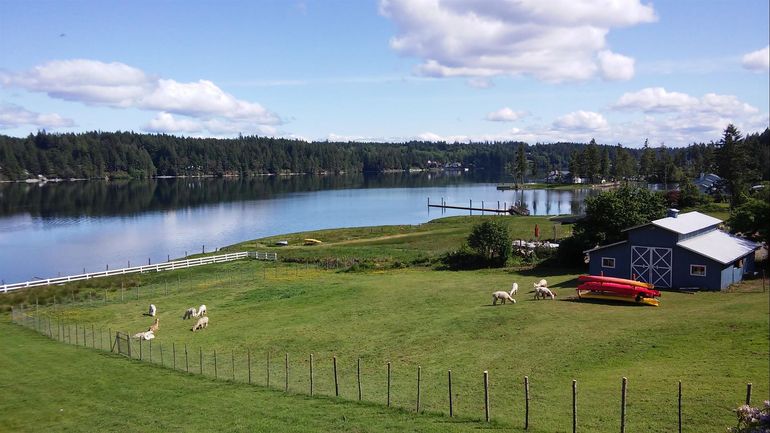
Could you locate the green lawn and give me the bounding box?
[3,216,767,432]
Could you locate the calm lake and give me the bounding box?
[0,173,596,284]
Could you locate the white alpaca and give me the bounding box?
[534,286,555,300]
[197,304,207,317]
[148,304,156,317]
[183,307,197,320]
[492,284,518,305]
[191,316,209,332]
[533,279,548,289]
[132,330,155,340]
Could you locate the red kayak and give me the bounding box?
[578,274,655,289]
[577,281,660,298]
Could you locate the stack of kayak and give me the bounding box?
[576,275,661,306]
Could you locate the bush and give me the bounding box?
[467,220,512,267]
[728,401,770,432]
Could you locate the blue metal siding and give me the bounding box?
[588,243,630,279]
[672,247,722,290]
[721,266,735,290]
[627,225,678,247]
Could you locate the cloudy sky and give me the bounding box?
[0,0,767,147]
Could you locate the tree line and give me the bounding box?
[1,128,767,193]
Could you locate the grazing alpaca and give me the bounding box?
[534,286,556,300]
[148,318,159,334]
[191,316,209,332]
[197,304,207,316]
[533,279,548,289]
[132,330,155,341]
[492,283,518,305]
[149,304,156,317]
[183,307,197,320]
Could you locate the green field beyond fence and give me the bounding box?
[5,241,767,433]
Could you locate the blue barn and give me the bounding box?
[585,210,759,291]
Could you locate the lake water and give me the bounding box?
[0,173,595,284]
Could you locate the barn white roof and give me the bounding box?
[677,230,759,264]
[652,211,722,234]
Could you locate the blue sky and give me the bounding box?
[0,0,767,147]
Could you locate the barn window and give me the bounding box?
[690,264,706,276]
[601,257,615,268]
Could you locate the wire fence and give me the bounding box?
[10,306,758,432]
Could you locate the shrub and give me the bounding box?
[467,220,512,267]
[728,401,770,433]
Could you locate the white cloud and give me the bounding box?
[485,107,528,122]
[145,112,278,137]
[467,77,493,88]
[0,104,75,129]
[614,87,699,112]
[553,110,608,131]
[742,46,769,72]
[613,87,759,116]
[597,50,635,81]
[379,0,655,82]
[1,59,282,135]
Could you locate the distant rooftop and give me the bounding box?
[651,211,722,235]
[677,230,759,264]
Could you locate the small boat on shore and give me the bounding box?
[303,238,322,245]
[576,275,660,306]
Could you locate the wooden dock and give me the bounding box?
[427,198,529,216]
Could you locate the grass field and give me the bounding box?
[4,215,768,432]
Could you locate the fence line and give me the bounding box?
[1,251,277,293]
[9,308,758,431]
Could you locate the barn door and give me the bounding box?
[630,246,672,288]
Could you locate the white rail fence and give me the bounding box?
[1,251,277,293]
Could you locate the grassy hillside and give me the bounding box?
[4,216,767,432]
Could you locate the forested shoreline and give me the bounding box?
[0,128,767,184]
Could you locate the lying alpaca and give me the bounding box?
[148,318,159,334]
[191,316,209,332]
[183,307,197,320]
[132,330,155,341]
[197,304,207,316]
[534,286,556,300]
[148,304,156,317]
[492,283,518,305]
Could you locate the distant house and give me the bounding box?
[545,170,569,183]
[694,173,722,194]
[585,210,759,291]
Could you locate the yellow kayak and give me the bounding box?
[577,290,660,307]
[303,238,322,245]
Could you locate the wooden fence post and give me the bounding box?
[248,350,252,384]
[185,344,189,373]
[75,323,79,346]
[484,370,490,422]
[357,357,362,401]
[525,376,530,431]
[621,377,627,433]
[285,353,289,392]
[149,340,153,363]
[333,356,339,397]
[310,354,314,396]
[387,362,392,407]
[91,324,95,348]
[416,365,422,413]
[573,380,577,433]
[678,381,682,433]
[160,344,164,367]
[448,369,454,417]
[139,338,143,361]
[746,382,752,405]
[127,331,131,358]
